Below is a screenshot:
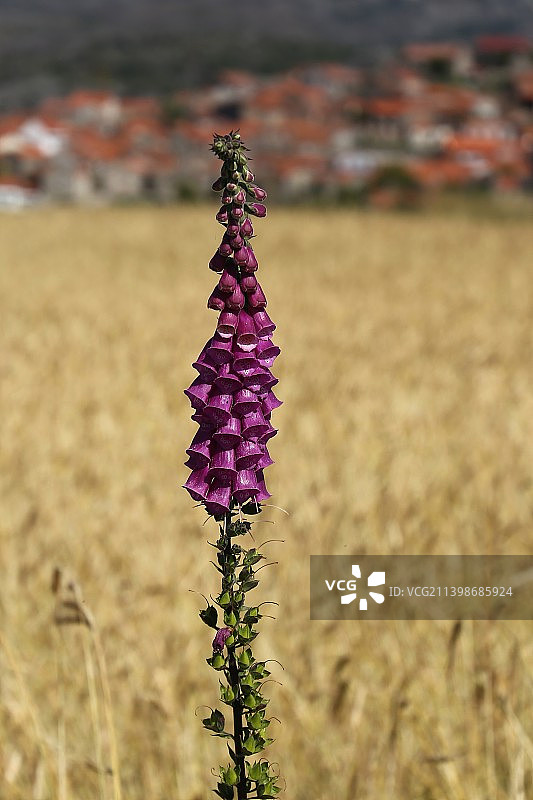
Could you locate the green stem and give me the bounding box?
[224,512,248,800]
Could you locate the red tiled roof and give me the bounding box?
[405,43,465,63]
[411,158,471,187]
[363,98,412,118]
[260,153,326,178]
[417,85,476,115]
[0,114,28,136]
[515,71,533,101]
[277,118,332,144]
[19,143,47,160]
[251,77,329,114]
[70,129,128,161]
[123,118,167,139]
[476,35,530,55]
[0,175,33,188]
[445,135,512,155]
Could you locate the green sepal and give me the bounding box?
[241,579,259,592]
[238,648,253,668]
[199,605,218,629]
[207,654,226,670]
[218,592,231,608]
[257,781,280,798]
[237,624,252,642]
[243,606,261,624]
[243,549,264,566]
[230,520,251,536]
[251,663,270,679]
[240,501,262,515]
[202,708,225,733]
[247,761,266,782]
[243,733,260,754]
[248,712,265,730]
[243,693,258,709]
[223,766,238,786]
[215,781,234,799]
[224,610,237,627]
[220,683,236,704]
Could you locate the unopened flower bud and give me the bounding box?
[209,252,227,273]
[241,218,253,237]
[218,242,233,257]
[231,206,244,219]
[249,185,267,201]
[230,235,244,250]
[247,283,267,308]
[248,202,266,218]
[218,269,238,293]
[241,274,257,293]
[234,247,250,267]
[242,250,258,273]
[226,284,245,311]
[207,288,226,311]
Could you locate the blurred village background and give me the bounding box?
[1,34,533,209]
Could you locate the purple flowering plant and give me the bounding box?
[184,132,282,800]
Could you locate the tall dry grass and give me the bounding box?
[1,205,533,800]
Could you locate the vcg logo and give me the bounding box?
[325,564,386,611]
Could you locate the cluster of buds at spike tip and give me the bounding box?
[200,518,282,800]
[184,131,281,519]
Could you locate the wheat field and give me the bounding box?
[1,205,533,800]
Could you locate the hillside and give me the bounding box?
[0,0,532,107]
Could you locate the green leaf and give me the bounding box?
[244,693,257,709]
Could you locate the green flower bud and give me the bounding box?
[224,610,237,626]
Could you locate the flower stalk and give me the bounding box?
[184,132,282,799]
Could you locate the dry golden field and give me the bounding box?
[1,205,533,800]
